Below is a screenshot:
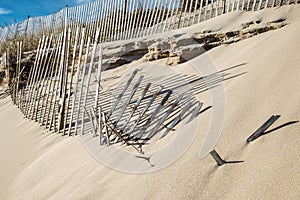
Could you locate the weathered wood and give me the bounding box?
[102,112,111,146]
[15,41,21,106]
[209,0,214,19]
[242,0,246,10]
[40,35,62,125]
[81,29,100,135]
[172,0,179,29]
[90,107,100,137]
[68,27,86,136]
[186,0,194,27]
[35,37,59,122]
[264,0,269,8]
[258,0,263,9]
[95,0,103,36]
[63,26,80,132]
[57,8,70,133]
[98,107,103,144]
[115,0,122,40]
[122,0,130,39]
[83,106,97,136]
[247,0,251,10]
[31,35,54,120]
[102,113,142,153]
[44,33,64,129]
[94,46,103,111]
[198,0,204,23]
[24,37,44,117]
[216,0,220,15]
[139,0,149,36]
[153,0,165,33]
[247,115,280,142]
[125,0,135,39]
[102,0,109,42]
[204,0,209,20]
[74,36,91,135]
[111,0,118,41]
[252,0,257,11]
[106,0,112,40]
[27,35,49,118]
[163,0,175,30]
[210,150,225,166]
[48,33,66,131]
[146,0,160,35]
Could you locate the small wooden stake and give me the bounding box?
[247,115,281,142]
[210,150,225,166]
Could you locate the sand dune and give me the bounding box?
[1,5,300,200]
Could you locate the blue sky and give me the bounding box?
[0,0,93,26]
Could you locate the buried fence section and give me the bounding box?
[85,69,203,153]
[5,24,211,156]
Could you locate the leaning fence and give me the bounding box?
[1,0,299,44]
[1,0,299,154]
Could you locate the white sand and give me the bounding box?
[1,5,300,200]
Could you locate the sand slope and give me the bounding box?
[0,5,300,200]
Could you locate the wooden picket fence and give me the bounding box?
[1,0,299,45]
[2,0,299,153]
[8,24,203,154]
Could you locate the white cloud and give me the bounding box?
[0,8,12,15]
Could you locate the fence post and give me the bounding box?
[142,0,155,37]
[68,27,86,136]
[198,0,204,23]
[74,37,91,135]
